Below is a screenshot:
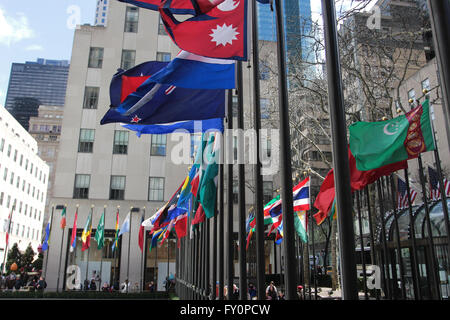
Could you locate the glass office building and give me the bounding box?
[4,59,69,130]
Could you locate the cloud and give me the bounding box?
[26,44,44,51]
[0,7,34,46]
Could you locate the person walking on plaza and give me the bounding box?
[266,281,278,300]
[36,276,47,291]
[248,283,257,300]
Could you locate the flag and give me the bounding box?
[119,0,225,14]
[349,100,435,171]
[397,176,417,209]
[41,215,52,252]
[191,204,206,225]
[3,209,14,247]
[149,50,235,89]
[428,166,450,200]
[245,211,255,250]
[112,209,120,252]
[198,133,220,219]
[149,228,164,252]
[118,212,131,237]
[70,208,78,253]
[138,211,145,252]
[100,60,225,125]
[123,118,224,137]
[313,147,408,222]
[159,0,248,60]
[275,222,283,245]
[60,206,67,229]
[118,0,193,13]
[293,177,310,212]
[95,210,105,250]
[294,210,308,243]
[81,210,92,252]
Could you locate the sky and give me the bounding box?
[0,0,97,107]
[0,0,378,108]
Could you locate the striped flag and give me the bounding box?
[397,176,417,209]
[81,210,92,252]
[138,211,145,252]
[428,166,450,200]
[112,209,120,252]
[293,177,310,212]
[69,208,78,253]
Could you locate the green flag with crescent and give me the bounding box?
[95,210,105,250]
[349,99,435,171]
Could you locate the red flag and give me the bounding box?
[313,147,408,224]
[159,0,248,60]
[174,214,188,239]
[192,204,206,225]
[313,211,328,226]
[138,212,145,252]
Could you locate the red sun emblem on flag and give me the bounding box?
[131,115,141,123]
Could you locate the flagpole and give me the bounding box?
[321,0,358,300]
[127,208,133,293]
[376,180,392,299]
[140,208,146,292]
[212,203,217,300]
[426,0,450,150]
[356,191,369,300]
[236,59,247,301]
[56,205,67,293]
[98,206,106,292]
[364,187,381,300]
[218,159,224,300]
[428,99,450,275]
[226,89,234,300]
[85,205,94,288]
[403,168,421,300]
[43,205,54,287]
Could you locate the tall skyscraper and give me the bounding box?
[95,0,110,26]
[4,59,69,130]
[257,0,313,61]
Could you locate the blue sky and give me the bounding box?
[0,0,97,106]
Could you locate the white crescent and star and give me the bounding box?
[383,122,399,135]
[217,0,240,12]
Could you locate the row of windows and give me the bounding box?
[0,138,47,184]
[77,129,167,156]
[0,167,45,202]
[3,220,41,242]
[88,47,171,71]
[0,192,43,222]
[407,78,431,103]
[73,175,165,201]
[232,180,274,204]
[30,124,61,133]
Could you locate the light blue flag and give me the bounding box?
[118,212,130,237]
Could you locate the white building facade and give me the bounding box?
[0,106,49,269]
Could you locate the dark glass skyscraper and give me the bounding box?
[4,59,69,130]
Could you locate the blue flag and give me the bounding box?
[41,218,51,251]
[100,61,224,126]
[122,118,224,137]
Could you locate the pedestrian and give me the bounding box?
[83,279,90,291]
[231,284,239,300]
[101,282,110,292]
[36,276,47,291]
[148,281,155,292]
[265,281,278,300]
[90,279,97,291]
[121,279,129,293]
[248,283,257,300]
[278,290,285,300]
[14,277,23,290]
[297,285,304,300]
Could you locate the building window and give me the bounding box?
[113,130,129,154]
[78,129,95,153]
[260,98,269,119]
[7,144,11,157]
[158,17,167,35]
[0,192,3,206]
[156,52,171,62]
[259,62,270,80]
[83,87,100,109]
[16,176,20,189]
[124,6,139,33]
[110,176,126,200]
[148,177,164,201]
[73,174,90,199]
[19,201,22,213]
[408,89,416,102]
[151,135,167,156]
[6,195,11,208]
[263,181,274,204]
[3,167,7,181]
[0,138,4,152]
[121,50,136,70]
[13,150,17,162]
[88,47,104,68]
[25,159,28,171]
[233,180,238,203]
[421,78,430,91]
[19,154,23,166]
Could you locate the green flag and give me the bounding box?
[95,210,105,250]
[349,99,435,171]
[294,211,308,243]
[198,133,219,219]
